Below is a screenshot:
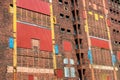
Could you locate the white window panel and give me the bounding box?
[70,67,76,77]
[70,59,74,65]
[64,67,70,77]
[64,58,68,64]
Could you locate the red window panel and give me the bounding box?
[55,69,63,78]
[107,19,111,27]
[17,0,50,15]
[28,75,34,80]
[17,22,52,52]
[63,41,72,52]
[83,11,87,19]
[117,52,120,60]
[90,37,109,49]
[107,76,110,80]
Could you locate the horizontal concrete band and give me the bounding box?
[17,21,51,30]
[90,64,118,71]
[89,36,109,42]
[7,66,54,74]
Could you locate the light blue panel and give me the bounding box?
[9,37,14,49]
[54,44,59,55]
[112,54,116,65]
[88,50,93,64]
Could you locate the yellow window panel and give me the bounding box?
[85,23,88,32]
[9,6,13,13]
[88,11,93,15]
[100,15,104,19]
[94,13,99,20]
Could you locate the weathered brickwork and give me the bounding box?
[0,0,120,80]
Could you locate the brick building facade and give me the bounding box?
[0,0,119,80]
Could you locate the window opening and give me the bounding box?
[79,39,83,48]
[76,54,80,65]
[66,15,70,19]
[60,13,64,18]
[61,28,65,32]
[73,25,77,35]
[67,29,71,33]
[75,39,79,49]
[59,0,63,4]
[64,1,68,5]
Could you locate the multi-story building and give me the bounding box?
[0,0,119,80]
[107,0,120,79]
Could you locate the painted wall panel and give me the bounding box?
[9,37,14,49]
[90,37,109,49]
[83,11,87,19]
[55,44,59,55]
[112,54,116,65]
[63,41,72,52]
[117,51,120,60]
[55,69,63,78]
[17,22,52,52]
[17,0,50,15]
[88,50,93,64]
[107,19,111,27]
[28,75,34,80]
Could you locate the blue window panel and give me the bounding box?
[54,44,59,55]
[9,37,14,49]
[112,54,116,65]
[64,58,68,64]
[88,50,93,64]
[64,67,69,77]
[70,67,76,77]
[70,59,74,65]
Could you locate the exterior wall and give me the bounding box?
[107,0,120,80]
[52,0,79,79]
[74,0,118,80]
[0,0,13,80]
[0,0,120,80]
